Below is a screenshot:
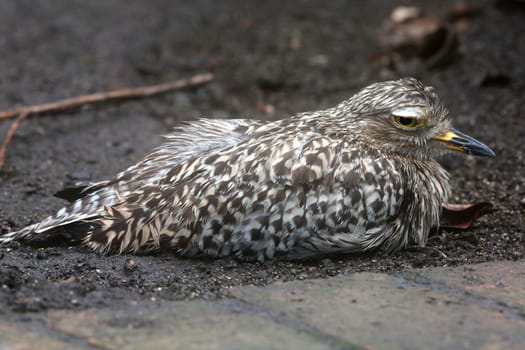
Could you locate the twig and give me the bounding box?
[0,72,214,120]
[0,112,28,169]
[0,73,214,171]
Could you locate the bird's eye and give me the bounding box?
[391,115,420,129]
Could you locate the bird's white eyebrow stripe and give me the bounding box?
[391,106,426,119]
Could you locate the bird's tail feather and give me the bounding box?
[0,218,99,247]
[0,224,39,245]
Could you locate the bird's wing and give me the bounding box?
[261,132,406,258]
[83,127,405,259]
[57,118,266,203]
[287,148,407,259]
[0,118,265,245]
[79,127,339,255]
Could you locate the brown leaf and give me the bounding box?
[379,7,458,68]
[438,202,494,230]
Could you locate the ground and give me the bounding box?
[0,0,523,343]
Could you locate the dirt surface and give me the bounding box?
[0,0,523,313]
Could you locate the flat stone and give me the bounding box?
[44,300,345,350]
[228,261,525,349]
[1,261,523,350]
[0,320,72,350]
[401,260,525,313]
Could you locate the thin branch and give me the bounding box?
[0,112,29,169]
[0,72,214,120]
[0,72,214,171]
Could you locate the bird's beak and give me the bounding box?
[433,128,495,157]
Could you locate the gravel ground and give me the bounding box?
[0,0,523,313]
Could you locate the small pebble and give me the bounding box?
[124,258,138,274]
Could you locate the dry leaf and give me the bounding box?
[380,7,458,68]
[439,202,494,230]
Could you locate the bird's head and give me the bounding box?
[332,77,495,160]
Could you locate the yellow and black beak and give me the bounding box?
[433,128,495,157]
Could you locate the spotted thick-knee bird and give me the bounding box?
[0,78,495,261]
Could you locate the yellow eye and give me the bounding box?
[391,115,421,128]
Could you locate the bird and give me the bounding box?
[0,78,495,261]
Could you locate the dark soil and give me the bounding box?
[0,0,523,314]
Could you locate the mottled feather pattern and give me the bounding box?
[5,119,264,242]
[1,78,470,261]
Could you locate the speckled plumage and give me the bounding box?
[0,78,494,261]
